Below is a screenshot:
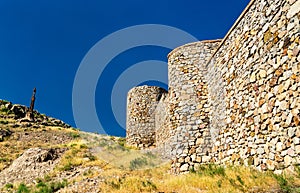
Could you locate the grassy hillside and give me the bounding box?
[0,99,300,193]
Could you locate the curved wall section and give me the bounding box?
[126,86,167,148]
[167,40,220,172]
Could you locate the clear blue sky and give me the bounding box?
[0,0,249,136]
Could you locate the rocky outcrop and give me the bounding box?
[0,148,66,187]
[0,100,71,128]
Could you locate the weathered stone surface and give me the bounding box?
[0,148,66,187]
[126,86,167,149]
[126,0,300,174]
[180,163,189,172]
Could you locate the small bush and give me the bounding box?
[44,175,51,182]
[0,157,9,162]
[34,179,68,193]
[70,133,80,139]
[129,157,148,170]
[79,144,88,149]
[117,138,126,147]
[49,179,68,191]
[88,155,97,161]
[17,183,30,193]
[83,169,93,176]
[145,152,156,159]
[273,174,292,193]
[197,164,225,177]
[70,143,77,147]
[61,162,72,171]
[189,166,196,173]
[36,181,47,188]
[4,183,13,189]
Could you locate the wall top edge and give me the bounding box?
[205,0,256,66]
[128,85,167,93]
[167,39,223,59]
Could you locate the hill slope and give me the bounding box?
[0,99,300,193]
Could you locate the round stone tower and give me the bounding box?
[126,85,167,148]
[167,40,221,172]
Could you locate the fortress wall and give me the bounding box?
[126,0,300,174]
[126,86,167,148]
[167,41,220,172]
[206,0,300,172]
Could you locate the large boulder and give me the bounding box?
[0,147,66,187]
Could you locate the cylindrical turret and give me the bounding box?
[168,40,221,172]
[126,85,167,148]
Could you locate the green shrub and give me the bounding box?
[70,143,77,147]
[4,183,13,189]
[197,164,225,177]
[273,174,292,193]
[0,157,9,162]
[61,162,72,171]
[83,169,93,176]
[44,175,51,182]
[36,181,47,188]
[34,179,68,193]
[17,183,30,193]
[117,138,126,147]
[49,179,68,192]
[79,144,88,149]
[70,133,80,139]
[129,157,148,170]
[145,152,156,159]
[88,155,96,161]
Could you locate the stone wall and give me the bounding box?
[126,0,300,174]
[167,41,221,172]
[206,0,300,173]
[126,86,167,148]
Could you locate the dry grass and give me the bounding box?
[0,125,78,171]
[1,119,300,192]
[97,163,300,193]
[55,139,108,172]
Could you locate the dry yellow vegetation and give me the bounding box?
[0,104,300,193]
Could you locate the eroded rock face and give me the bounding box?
[0,148,66,187]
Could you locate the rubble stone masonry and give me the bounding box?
[126,0,300,173]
